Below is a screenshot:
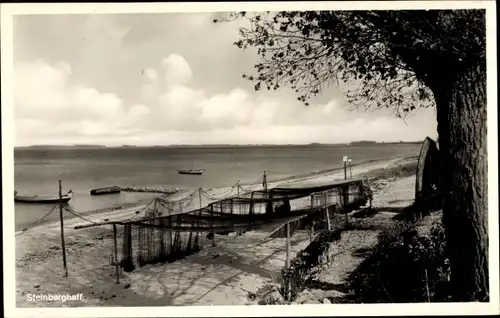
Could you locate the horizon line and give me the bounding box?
[14,140,425,148]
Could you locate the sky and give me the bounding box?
[13,12,438,146]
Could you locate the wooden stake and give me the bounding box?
[263,171,267,192]
[325,207,331,231]
[309,222,313,242]
[285,222,291,269]
[168,217,173,252]
[236,182,241,234]
[249,192,254,215]
[425,268,431,302]
[342,187,349,227]
[198,187,203,209]
[211,204,216,246]
[58,180,68,277]
[113,224,119,284]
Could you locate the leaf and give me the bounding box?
[227,9,483,110]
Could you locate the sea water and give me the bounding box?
[13,144,420,230]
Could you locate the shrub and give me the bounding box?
[362,160,418,181]
[279,229,342,301]
[345,220,451,302]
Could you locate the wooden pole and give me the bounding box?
[211,204,216,247]
[343,187,349,227]
[325,207,331,231]
[309,222,313,242]
[249,192,254,215]
[58,180,68,277]
[168,217,173,252]
[113,224,119,284]
[263,171,267,192]
[321,192,331,231]
[237,182,243,235]
[344,161,347,180]
[285,222,291,269]
[366,181,373,209]
[198,187,203,209]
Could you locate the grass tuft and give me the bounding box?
[344,216,452,303]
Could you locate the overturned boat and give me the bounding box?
[14,190,73,204]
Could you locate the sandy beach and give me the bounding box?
[15,156,418,307]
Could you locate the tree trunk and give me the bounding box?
[433,61,489,301]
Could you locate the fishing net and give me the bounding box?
[118,179,368,271]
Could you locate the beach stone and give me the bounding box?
[124,283,131,289]
[322,298,331,304]
[33,284,40,289]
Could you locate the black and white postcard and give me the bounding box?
[1,1,498,317]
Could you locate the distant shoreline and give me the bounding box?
[15,141,423,150]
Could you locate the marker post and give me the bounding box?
[343,156,348,180]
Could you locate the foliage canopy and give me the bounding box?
[215,10,485,117]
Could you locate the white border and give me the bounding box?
[2,1,498,317]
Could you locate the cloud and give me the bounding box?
[14,59,150,143]
[14,54,437,146]
[144,68,158,81]
[162,54,193,87]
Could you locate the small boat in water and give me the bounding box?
[14,190,73,204]
[90,186,121,196]
[178,169,203,175]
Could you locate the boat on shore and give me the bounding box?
[14,190,73,204]
[178,169,203,175]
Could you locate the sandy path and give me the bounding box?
[15,157,415,307]
[294,176,416,304]
[16,228,312,307]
